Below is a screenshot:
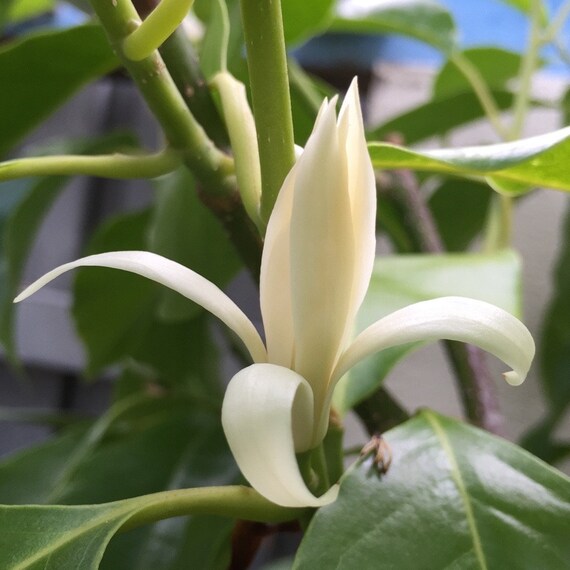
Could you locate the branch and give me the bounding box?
[0,150,181,181]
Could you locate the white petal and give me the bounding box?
[259,99,338,370]
[260,166,296,368]
[338,79,377,327]
[221,363,339,507]
[290,100,355,418]
[333,296,535,386]
[14,251,267,363]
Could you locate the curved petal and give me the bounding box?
[14,251,267,363]
[221,364,339,508]
[333,296,535,387]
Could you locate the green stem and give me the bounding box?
[123,0,194,61]
[485,0,544,252]
[88,0,233,192]
[511,0,544,140]
[450,51,510,140]
[121,486,304,532]
[0,150,181,182]
[239,0,296,223]
[483,193,513,252]
[543,0,570,42]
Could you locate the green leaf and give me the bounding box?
[433,47,525,99]
[334,251,521,413]
[0,25,119,157]
[367,90,517,145]
[73,209,158,375]
[0,485,278,570]
[368,126,570,194]
[295,411,570,569]
[132,314,225,397]
[331,0,457,54]
[537,199,570,415]
[496,0,548,23]
[0,426,88,505]
[0,135,135,362]
[282,0,335,46]
[0,394,238,568]
[0,0,55,26]
[199,0,229,80]
[429,179,492,251]
[150,168,241,321]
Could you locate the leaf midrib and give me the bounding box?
[424,411,488,570]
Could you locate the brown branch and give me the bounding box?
[382,157,504,435]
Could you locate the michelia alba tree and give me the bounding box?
[15,82,534,508]
[0,0,569,567]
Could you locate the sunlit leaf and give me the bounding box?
[369,127,570,194]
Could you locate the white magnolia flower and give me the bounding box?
[14,80,535,509]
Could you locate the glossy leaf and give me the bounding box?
[0,25,118,156]
[331,0,457,54]
[282,0,335,46]
[334,251,521,413]
[433,47,525,99]
[367,90,516,146]
[368,126,570,194]
[295,411,570,569]
[150,168,241,322]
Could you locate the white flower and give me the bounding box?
[14,80,535,509]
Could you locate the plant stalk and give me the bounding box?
[89,0,232,192]
[0,151,181,181]
[239,0,296,224]
[121,486,304,532]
